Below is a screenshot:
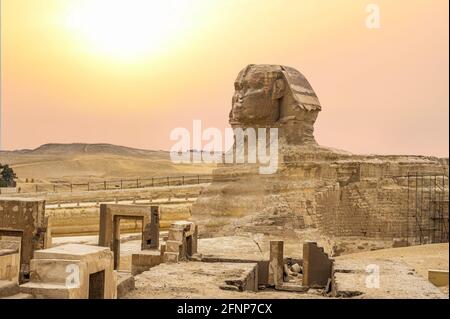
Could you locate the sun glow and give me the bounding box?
[66,0,192,60]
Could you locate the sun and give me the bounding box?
[66,0,191,60]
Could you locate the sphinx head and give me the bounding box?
[229,64,322,144]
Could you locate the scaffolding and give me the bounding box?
[405,173,449,245]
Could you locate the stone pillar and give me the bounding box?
[164,227,183,263]
[43,216,52,248]
[302,241,333,288]
[268,240,284,286]
[98,204,112,248]
[113,216,121,270]
[191,225,198,255]
[149,206,159,249]
[163,221,197,263]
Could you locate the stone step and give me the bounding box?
[219,284,240,292]
[188,253,202,262]
[275,283,309,293]
[117,272,135,298]
[168,229,184,241]
[1,292,34,299]
[165,240,182,251]
[164,252,179,263]
[19,282,79,299]
[0,280,19,298]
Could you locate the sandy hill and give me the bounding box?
[0,143,214,182]
[5,143,169,157]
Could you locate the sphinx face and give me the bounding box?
[230,69,281,126]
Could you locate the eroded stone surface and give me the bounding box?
[126,261,259,298]
[192,64,449,249]
[0,198,50,283]
[21,243,117,299]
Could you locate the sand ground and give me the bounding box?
[56,233,449,299]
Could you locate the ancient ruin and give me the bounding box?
[302,241,333,288]
[164,221,198,263]
[98,204,159,269]
[0,198,51,283]
[193,64,448,253]
[20,244,117,299]
[0,64,448,300]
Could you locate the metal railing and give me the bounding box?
[27,174,214,194]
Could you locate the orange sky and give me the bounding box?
[1,0,449,156]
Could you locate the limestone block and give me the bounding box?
[428,270,449,287]
[302,241,333,288]
[98,204,152,250]
[1,292,33,299]
[131,250,162,276]
[19,282,81,299]
[275,283,309,293]
[34,244,113,275]
[268,240,284,286]
[168,229,184,242]
[0,198,48,283]
[223,263,259,292]
[160,244,166,257]
[164,252,179,263]
[191,225,198,255]
[0,280,19,298]
[166,240,183,254]
[171,221,195,236]
[25,244,117,299]
[149,206,160,249]
[392,238,409,248]
[29,259,88,286]
[0,250,20,283]
[117,272,135,298]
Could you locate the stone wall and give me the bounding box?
[193,153,449,245]
[193,63,449,247]
[0,198,50,282]
[0,187,18,195]
[47,202,191,236]
[316,174,448,242]
[0,241,20,283]
[3,183,204,205]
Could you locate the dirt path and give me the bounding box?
[334,243,448,298]
[335,243,449,279]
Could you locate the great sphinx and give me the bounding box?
[229,64,321,145]
[192,64,448,254]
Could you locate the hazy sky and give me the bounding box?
[1,0,448,156]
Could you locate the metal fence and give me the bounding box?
[30,174,214,193]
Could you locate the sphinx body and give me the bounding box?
[192,65,448,254]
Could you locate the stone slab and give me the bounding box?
[117,272,135,298]
[268,241,284,286]
[164,252,179,263]
[131,250,162,275]
[34,244,111,260]
[428,269,449,287]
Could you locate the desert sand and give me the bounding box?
[0,143,215,187]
